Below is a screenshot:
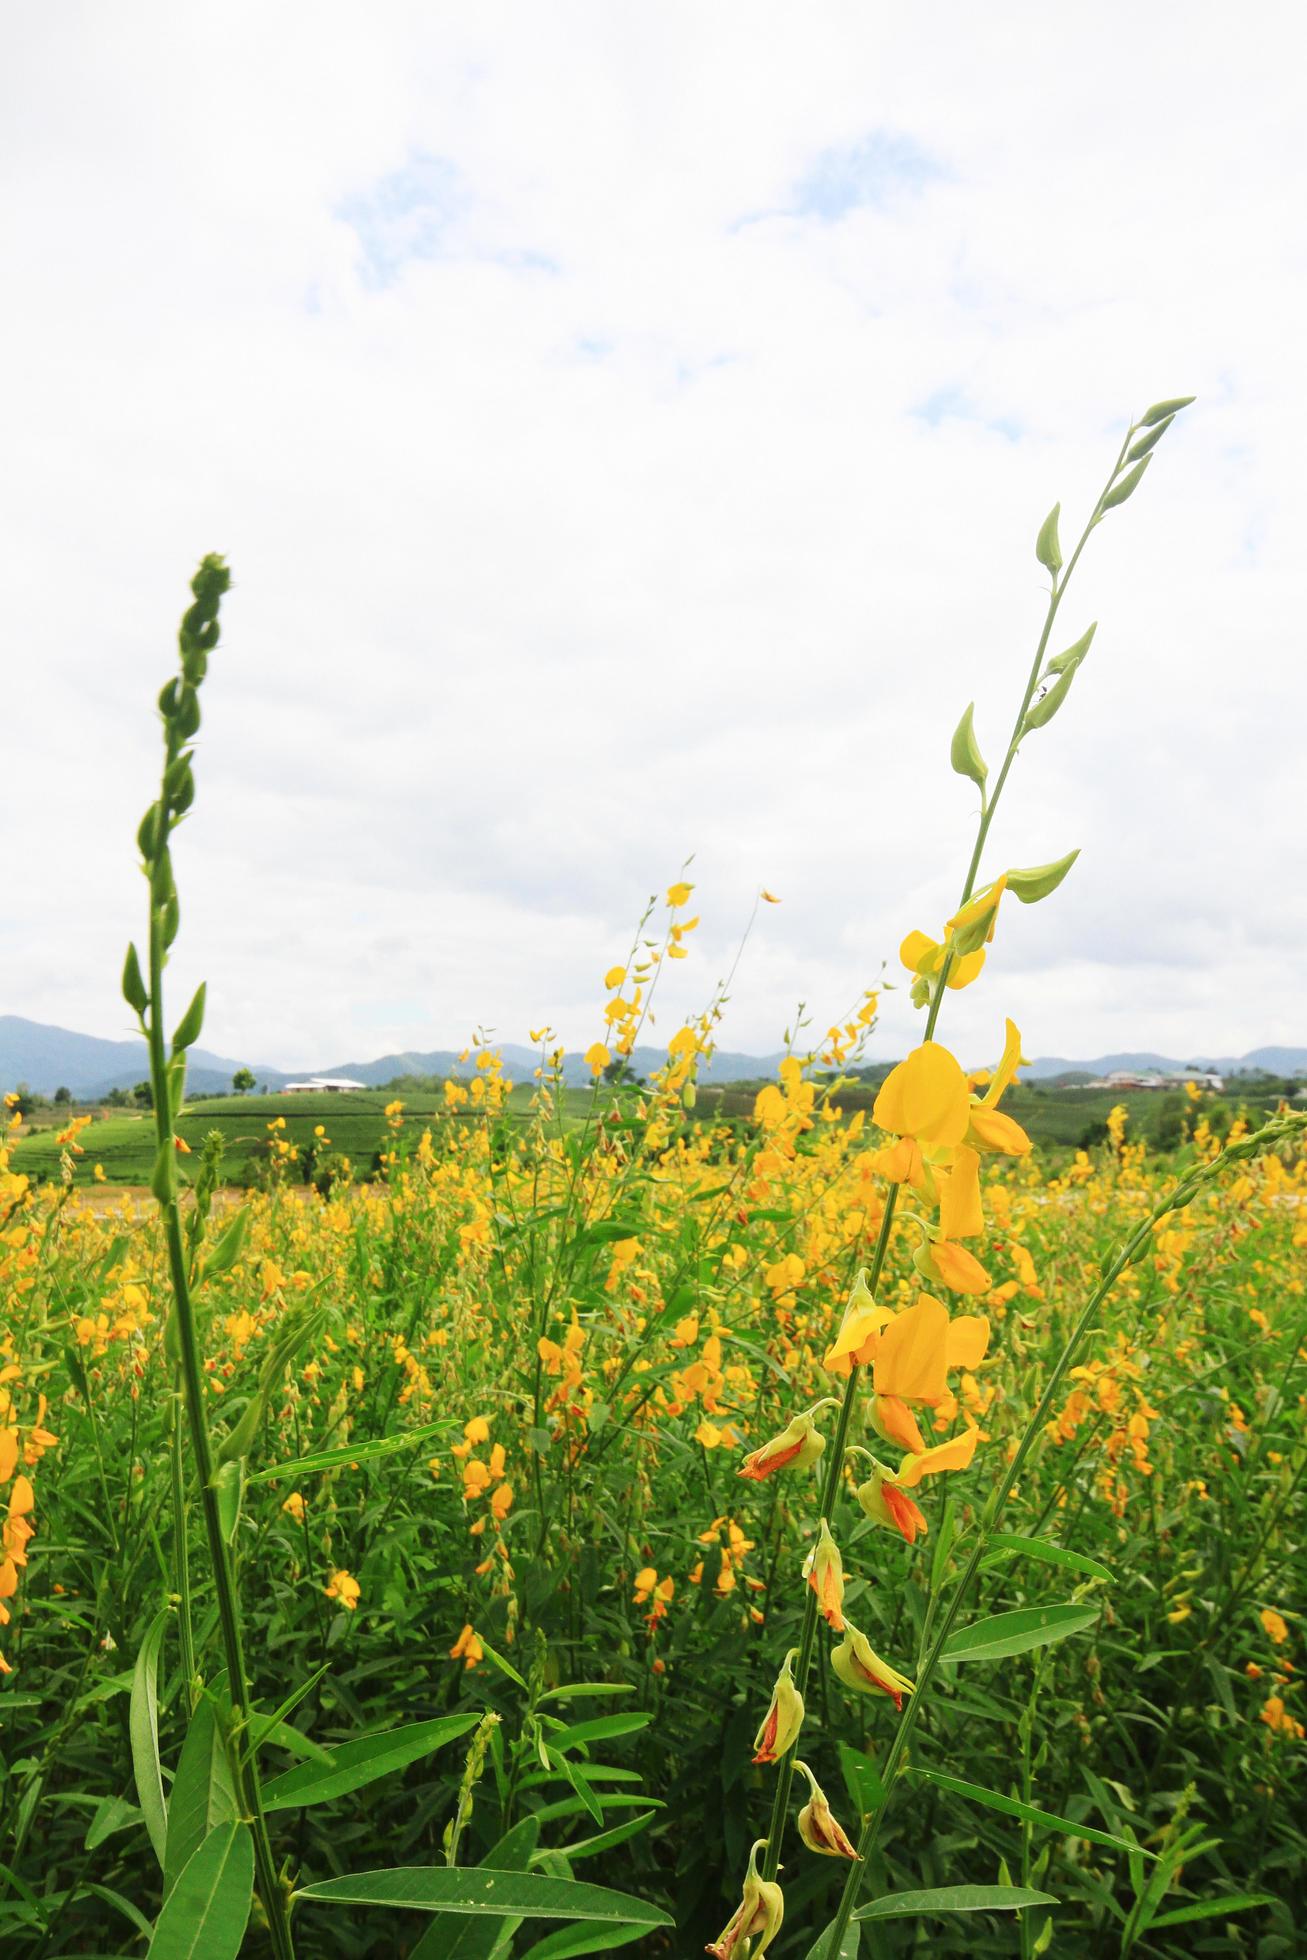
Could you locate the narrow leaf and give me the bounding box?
[980,1531,1112,1582]
[262,1715,478,1811]
[908,1768,1151,1856]
[538,1684,635,1705]
[146,1820,253,1960]
[163,1692,238,1897]
[1147,1892,1276,1930]
[477,1637,529,1691]
[294,1867,672,1925]
[84,1795,145,1851]
[130,1611,169,1868]
[855,1885,1057,1922]
[245,1416,452,1484]
[940,1603,1099,1664]
[409,1817,541,1960]
[530,1809,656,1864]
[200,1206,249,1284]
[803,1922,861,1960]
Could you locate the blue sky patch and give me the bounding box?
[336,153,464,289]
[792,131,942,220]
[913,385,1024,442]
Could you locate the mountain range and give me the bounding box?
[3,1016,1305,1101]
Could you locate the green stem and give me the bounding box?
[168,1375,196,1699]
[147,893,295,1957]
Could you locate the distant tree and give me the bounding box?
[133,1080,153,1109]
[105,1086,131,1108]
[8,1082,36,1119]
[1151,1091,1186,1152]
[53,1085,72,1105]
[603,1057,644,1088]
[232,1067,256,1095]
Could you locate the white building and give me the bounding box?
[282,1076,368,1094]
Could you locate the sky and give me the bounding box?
[3,3,1303,1074]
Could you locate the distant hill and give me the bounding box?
[3,1015,1303,1100]
[0,1016,289,1099]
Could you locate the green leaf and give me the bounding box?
[1100,454,1151,511]
[1138,394,1195,427]
[950,703,988,790]
[244,1662,331,1760]
[568,1218,648,1246]
[163,1691,238,1897]
[907,1769,1150,1857]
[838,1741,886,1818]
[549,1711,651,1750]
[803,1923,862,1960]
[244,1416,452,1484]
[1003,853,1081,908]
[262,1715,479,1811]
[939,1603,1099,1664]
[1147,1892,1276,1930]
[980,1532,1112,1583]
[146,1820,253,1960]
[530,1809,656,1864]
[170,982,206,1056]
[517,1926,648,1960]
[294,1867,672,1926]
[84,1795,145,1851]
[538,1684,635,1705]
[477,1637,529,1691]
[130,1610,169,1868]
[1035,503,1062,575]
[855,1885,1057,1922]
[409,1817,541,1960]
[212,1460,243,1545]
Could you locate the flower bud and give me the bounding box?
[803,1518,846,1631]
[854,1463,928,1545]
[753,1648,804,1763]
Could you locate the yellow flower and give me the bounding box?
[666,880,694,907]
[324,1568,360,1611]
[873,1043,970,1147]
[450,1623,484,1669]
[804,1518,846,1632]
[831,1624,914,1710]
[1260,1608,1290,1647]
[737,1408,828,1481]
[794,1761,860,1859]
[707,1840,784,1959]
[281,1491,305,1524]
[753,1648,804,1763]
[584,1042,611,1077]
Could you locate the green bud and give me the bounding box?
[1023,666,1077,732]
[166,1054,187,1122]
[171,685,201,742]
[1127,416,1173,461]
[201,1205,249,1284]
[1138,395,1194,428]
[216,1392,264,1468]
[158,678,182,719]
[171,981,206,1056]
[122,942,150,1017]
[1100,454,1151,512]
[1035,503,1062,576]
[1046,621,1096,677]
[1006,849,1080,903]
[212,1458,245,1545]
[137,803,163,863]
[162,892,181,948]
[949,702,987,790]
[150,1140,176,1205]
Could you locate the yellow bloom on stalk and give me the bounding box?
[324,1568,360,1611]
[804,1518,846,1631]
[794,1760,860,1859]
[1260,1608,1290,1646]
[965,1018,1033,1156]
[707,1840,784,1960]
[901,877,1007,1001]
[666,880,694,907]
[753,1648,804,1763]
[281,1491,306,1524]
[831,1624,914,1711]
[873,1043,971,1150]
[737,1407,828,1482]
[584,1042,610,1077]
[450,1623,484,1669]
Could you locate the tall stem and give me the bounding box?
[146,910,296,1960]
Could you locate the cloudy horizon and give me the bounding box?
[4,4,1303,1074]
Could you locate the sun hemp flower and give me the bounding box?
[873,1042,972,1149]
[707,1839,784,1959]
[794,1760,860,1859]
[324,1568,360,1611]
[854,1460,929,1545]
[804,1518,846,1631]
[831,1624,915,1710]
[753,1647,804,1763]
[737,1401,835,1482]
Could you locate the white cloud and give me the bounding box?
[2,1,1302,1071]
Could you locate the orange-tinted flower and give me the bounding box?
[450,1623,484,1669]
[831,1625,914,1710]
[737,1405,832,1481]
[324,1568,360,1611]
[753,1649,804,1763]
[795,1760,860,1859]
[707,1840,784,1959]
[804,1519,846,1631]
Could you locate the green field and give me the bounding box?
[14,1078,1290,1188]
